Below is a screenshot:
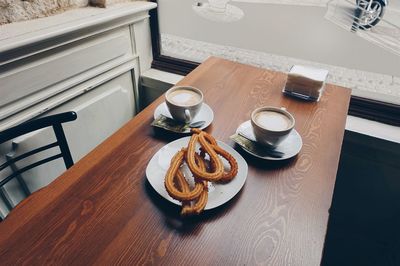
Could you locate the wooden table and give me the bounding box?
[0,57,351,265]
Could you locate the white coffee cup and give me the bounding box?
[251,106,295,148]
[165,86,203,123]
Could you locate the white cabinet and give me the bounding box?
[51,72,136,162]
[0,26,133,112]
[0,2,157,218]
[0,73,135,213]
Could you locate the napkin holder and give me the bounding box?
[283,65,329,102]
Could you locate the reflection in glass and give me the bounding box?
[192,0,244,22]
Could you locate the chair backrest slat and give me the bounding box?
[0,142,58,172]
[0,111,77,220]
[0,187,14,211]
[0,112,77,144]
[0,153,64,188]
[52,124,74,169]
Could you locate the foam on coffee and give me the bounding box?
[254,111,292,131]
[168,89,201,106]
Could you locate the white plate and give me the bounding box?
[154,102,214,133]
[146,137,248,210]
[236,120,302,161]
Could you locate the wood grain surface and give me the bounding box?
[0,57,351,265]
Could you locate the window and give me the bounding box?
[150,0,400,125]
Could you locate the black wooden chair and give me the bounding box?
[0,111,77,221]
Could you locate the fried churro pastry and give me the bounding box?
[191,129,216,158]
[181,153,209,215]
[197,131,238,182]
[163,129,239,215]
[173,153,205,191]
[165,149,204,201]
[187,133,224,182]
[177,153,209,214]
[191,129,217,146]
[190,128,202,135]
[200,131,218,146]
[174,169,192,212]
[212,144,238,182]
[182,185,208,215]
[174,169,190,192]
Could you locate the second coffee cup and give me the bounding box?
[165,86,203,123]
[251,106,295,148]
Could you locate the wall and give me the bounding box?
[0,0,88,24]
[0,0,141,25]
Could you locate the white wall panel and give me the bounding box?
[0,72,135,216]
[0,27,133,118]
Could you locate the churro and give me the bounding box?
[163,129,238,215]
[164,149,204,201]
[187,133,224,182]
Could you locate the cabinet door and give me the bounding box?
[0,72,135,217]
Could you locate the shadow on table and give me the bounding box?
[150,127,190,142]
[150,125,216,143]
[144,178,244,235]
[232,143,298,171]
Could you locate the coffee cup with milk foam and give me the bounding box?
[251,106,295,148]
[165,86,203,123]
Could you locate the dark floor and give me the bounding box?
[322,131,400,266]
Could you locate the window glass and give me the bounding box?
[157,0,400,104]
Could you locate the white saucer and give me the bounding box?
[154,102,214,133]
[146,137,248,210]
[192,3,244,23]
[236,120,302,161]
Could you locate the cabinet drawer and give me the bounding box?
[0,26,133,116]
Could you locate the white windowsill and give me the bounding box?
[0,1,157,55]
